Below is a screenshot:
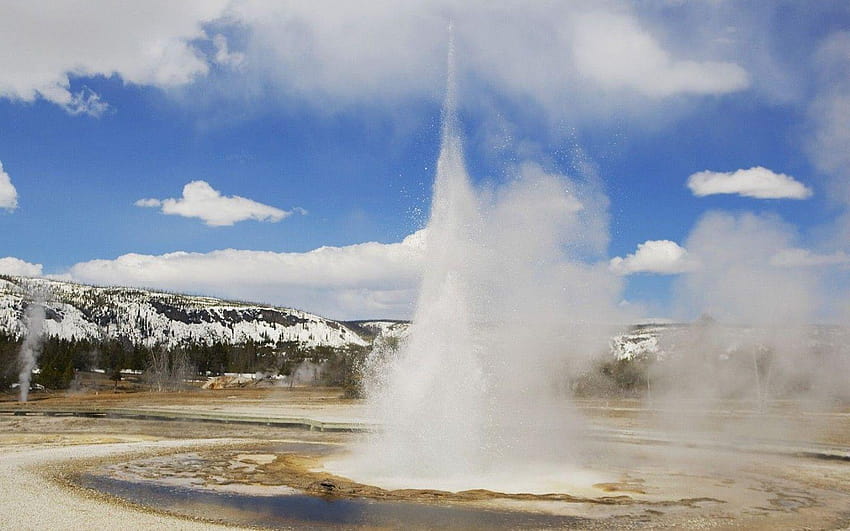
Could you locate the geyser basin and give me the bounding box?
[77,428,850,529]
[322,454,608,495]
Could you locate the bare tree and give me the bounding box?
[145,347,193,392]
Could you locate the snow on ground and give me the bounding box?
[355,320,411,339]
[610,333,660,361]
[0,275,366,349]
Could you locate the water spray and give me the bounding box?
[332,27,623,490]
[18,294,46,402]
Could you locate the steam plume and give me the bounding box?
[330,29,625,490]
[18,299,45,402]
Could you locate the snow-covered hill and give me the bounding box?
[0,276,367,349]
[609,322,850,362]
[342,320,411,341]
[4,275,845,362]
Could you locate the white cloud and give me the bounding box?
[0,2,752,119]
[687,166,812,199]
[67,231,427,319]
[64,87,110,118]
[230,1,749,117]
[571,11,749,98]
[770,248,850,268]
[212,34,245,67]
[65,155,626,324]
[0,1,230,115]
[609,240,696,275]
[806,32,850,210]
[134,198,162,208]
[0,257,43,276]
[0,161,17,211]
[136,180,299,226]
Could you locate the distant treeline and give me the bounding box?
[0,333,368,396]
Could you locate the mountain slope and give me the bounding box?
[0,276,367,349]
[4,275,844,363]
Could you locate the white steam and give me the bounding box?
[17,300,45,402]
[329,40,625,490]
[675,211,816,326]
[644,211,850,414]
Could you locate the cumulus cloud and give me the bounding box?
[687,166,813,199]
[571,10,749,97]
[74,154,624,321]
[0,1,230,114]
[0,257,43,276]
[67,231,427,319]
[0,161,17,211]
[229,1,749,117]
[0,2,753,119]
[136,180,299,226]
[609,240,696,275]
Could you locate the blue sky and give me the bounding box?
[1,1,849,321]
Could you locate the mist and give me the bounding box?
[641,210,850,422]
[17,299,45,402]
[328,43,628,491]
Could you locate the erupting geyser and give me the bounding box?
[329,37,622,492]
[18,299,45,403]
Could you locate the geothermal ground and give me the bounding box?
[1,388,849,529]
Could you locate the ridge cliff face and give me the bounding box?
[3,276,845,362]
[0,276,367,349]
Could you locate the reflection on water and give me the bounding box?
[81,475,587,529]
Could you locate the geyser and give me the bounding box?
[18,299,45,403]
[330,38,623,492]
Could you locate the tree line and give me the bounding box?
[0,332,369,396]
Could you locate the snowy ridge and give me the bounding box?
[609,323,850,361]
[610,329,662,361]
[345,320,411,340]
[4,275,844,360]
[0,276,367,348]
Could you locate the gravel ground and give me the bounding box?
[0,438,244,530]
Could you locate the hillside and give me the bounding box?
[0,276,368,349]
[2,274,845,363]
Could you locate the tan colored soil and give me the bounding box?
[1,388,849,529]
